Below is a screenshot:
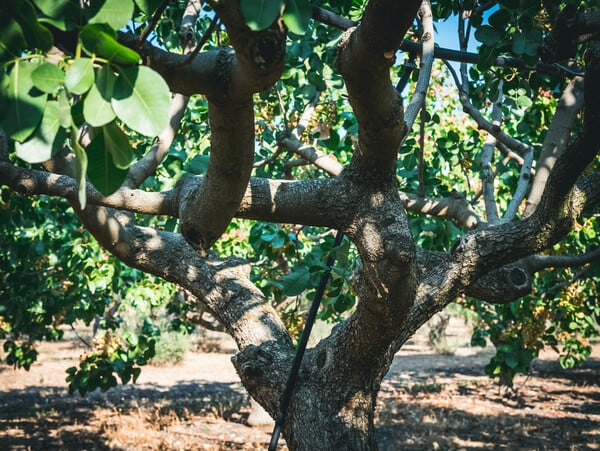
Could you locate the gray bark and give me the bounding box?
[2,2,600,449]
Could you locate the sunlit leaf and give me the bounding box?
[87,0,134,31]
[83,65,116,127]
[240,0,284,31]
[31,62,65,93]
[65,58,95,95]
[111,66,170,136]
[79,24,141,64]
[57,89,72,129]
[1,61,47,142]
[15,101,65,163]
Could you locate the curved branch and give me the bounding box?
[524,76,584,217]
[481,80,503,224]
[445,61,531,157]
[172,2,288,252]
[336,0,421,174]
[404,0,434,131]
[179,99,255,252]
[74,204,291,352]
[502,146,534,222]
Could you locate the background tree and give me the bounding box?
[1,0,599,448]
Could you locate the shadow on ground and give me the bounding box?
[0,354,599,450]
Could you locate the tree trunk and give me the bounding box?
[282,383,378,450]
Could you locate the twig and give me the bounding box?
[276,84,290,132]
[70,324,92,348]
[254,146,283,168]
[137,0,172,47]
[444,60,531,156]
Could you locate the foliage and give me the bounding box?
[0,0,171,206]
[470,220,600,387]
[150,330,192,366]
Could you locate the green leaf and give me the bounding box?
[87,0,134,31]
[71,125,89,209]
[7,0,53,52]
[102,121,133,169]
[57,89,72,129]
[83,65,116,127]
[188,154,210,174]
[65,58,95,95]
[134,0,164,14]
[80,24,141,65]
[488,8,511,30]
[474,25,501,46]
[1,61,47,142]
[0,16,27,64]
[516,95,532,109]
[281,268,311,296]
[241,0,284,31]
[33,0,81,31]
[15,100,65,163]
[111,66,170,136]
[71,99,85,127]
[282,0,312,35]
[86,132,129,196]
[31,62,65,93]
[511,35,526,55]
[477,44,497,71]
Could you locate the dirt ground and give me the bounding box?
[0,323,599,450]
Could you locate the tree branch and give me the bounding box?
[527,247,600,272]
[524,76,584,217]
[502,146,534,222]
[480,80,503,224]
[310,4,582,78]
[444,60,531,157]
[336,0,421,175]
[404,0,434,131]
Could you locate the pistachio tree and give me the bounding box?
[1,0,599,448]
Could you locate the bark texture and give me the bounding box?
[2,1,600,450]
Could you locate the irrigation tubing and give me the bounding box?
[268,230,345,451]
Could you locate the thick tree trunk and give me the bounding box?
[233,317,400,450]
[282,383,378,450]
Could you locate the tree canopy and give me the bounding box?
[1,0,599,448]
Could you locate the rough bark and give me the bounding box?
[3,2,600,450]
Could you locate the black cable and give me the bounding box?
[396,51,417,93]
[268,230,345,451]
